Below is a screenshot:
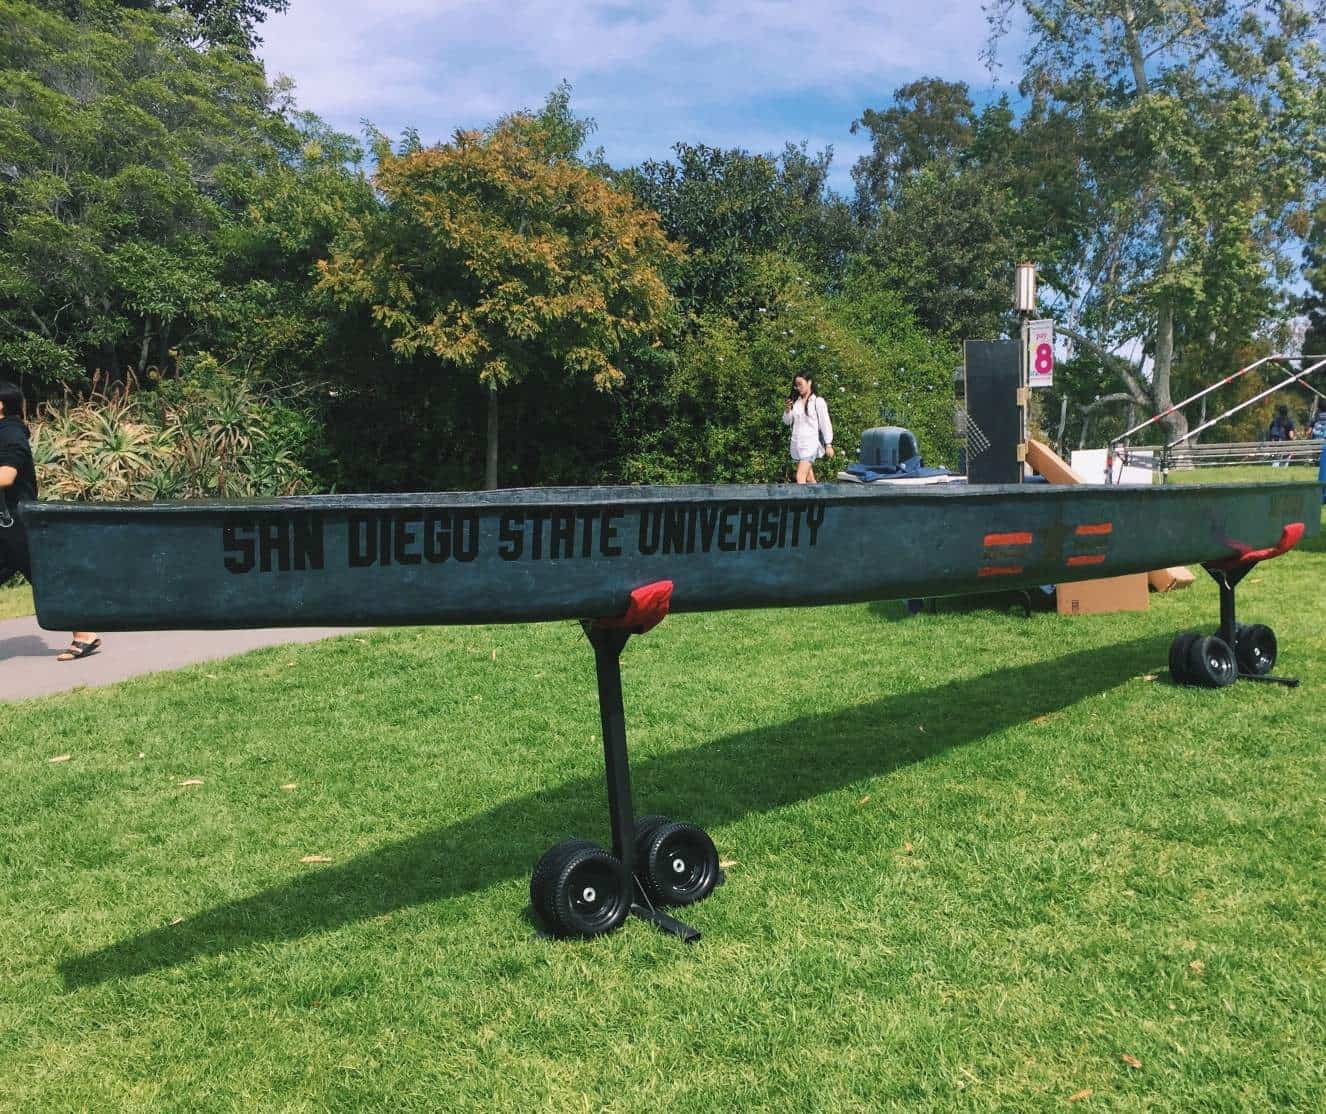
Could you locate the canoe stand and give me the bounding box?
[1175,523,1306,689]
[556,528,1310,942]
[529,579,722,941]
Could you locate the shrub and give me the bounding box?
[31,358,317,501]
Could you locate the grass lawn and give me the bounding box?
[1165,464,1320,485]
[0,577,33,620]
[2,487,1324,1109]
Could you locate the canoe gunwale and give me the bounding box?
[19,479,1320,520]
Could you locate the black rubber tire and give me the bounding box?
[633,814,670,850]
[1168,631,1201,685]
[530,838,596,927]
[1234,623,1277,676]
[1185,635,1238,688]
[637,820,720,908]
[544,844,630,938]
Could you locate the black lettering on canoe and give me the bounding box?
[718,506,737,552]
[222,520,255,574]
[528,510,548,560]
[686,505,698,553]
[600,509,623,557]
[788,506,803,547]
[394,515,421,565]
[698,506,720,552]
[292,515,324,571]
[454,512,479,562]
[499,512,524,560]
[258,519,289,572]
[738,506,759,551]
[639,508,662,555]
[348,515,376,567]
[578,509,595,557]
[804,505,825,546]
[551,511,576,560]
[662,504,687,554]
[377,514,391,567]
[758,506,779,550]
[424,511,450,563]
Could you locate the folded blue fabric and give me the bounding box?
[844,457,952,483]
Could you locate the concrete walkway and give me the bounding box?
[0,616,364,701]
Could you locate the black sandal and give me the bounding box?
[57,638,101,662]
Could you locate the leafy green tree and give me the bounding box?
[1306,200,1326,357]
[174,0,288,52]
[621,142,858,314]
[0,0,303,394]
[850,80,1026,341]
[318,100,679,489]
[988,0,1326,443]
[851,78,979,215]
[34,0,288,52]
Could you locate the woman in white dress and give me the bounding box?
[781,374,834,484]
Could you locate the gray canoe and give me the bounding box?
[21,481,1321,631]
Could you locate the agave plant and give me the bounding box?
[32,364,318,503]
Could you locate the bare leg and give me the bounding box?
[796,460,814,484]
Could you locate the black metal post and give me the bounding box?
[583,621,701,942]
[587,626,635,870]
[1217,572,1237,647]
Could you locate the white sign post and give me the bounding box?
[1026,319,1054,388]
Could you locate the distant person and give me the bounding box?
[1309,403,1326,441]
[1268,404,1296,441]
[0,380,101,662]
[782,374,834,484]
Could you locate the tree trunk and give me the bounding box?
[102,340,122,392]
[138,317,152,376]
[485,383,499,490]
[1151,296,1189,445]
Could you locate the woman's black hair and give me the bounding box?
[790,374,816,407]
[0,380,24,420]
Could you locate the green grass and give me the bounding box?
[1164,463,1320,485]
[2,491,1324,1110]
[0,577,33,620]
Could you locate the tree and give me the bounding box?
[0,0,306,394]
[1306,200,1326,356]
[850,78,979,215]
[850,80,1029,341]
[34,0,289,52]
[989,0,1326,443]
[620,142,858,314]
[175,0,288,52]
[318,100,679,489]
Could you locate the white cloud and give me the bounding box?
[258,1,1014,193]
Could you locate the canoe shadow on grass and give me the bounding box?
[61,635,1165,988]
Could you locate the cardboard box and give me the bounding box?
[1148,566,1196,593]
[1057,573,1150,616]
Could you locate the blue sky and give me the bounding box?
[257,1,1025,197]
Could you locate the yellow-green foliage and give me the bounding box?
[317,115,679,394]
[30,360,314,501]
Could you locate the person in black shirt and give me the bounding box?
[1268,404,1296,441]
[0,380,101,661]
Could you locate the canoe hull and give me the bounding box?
[21,482,1321,631]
